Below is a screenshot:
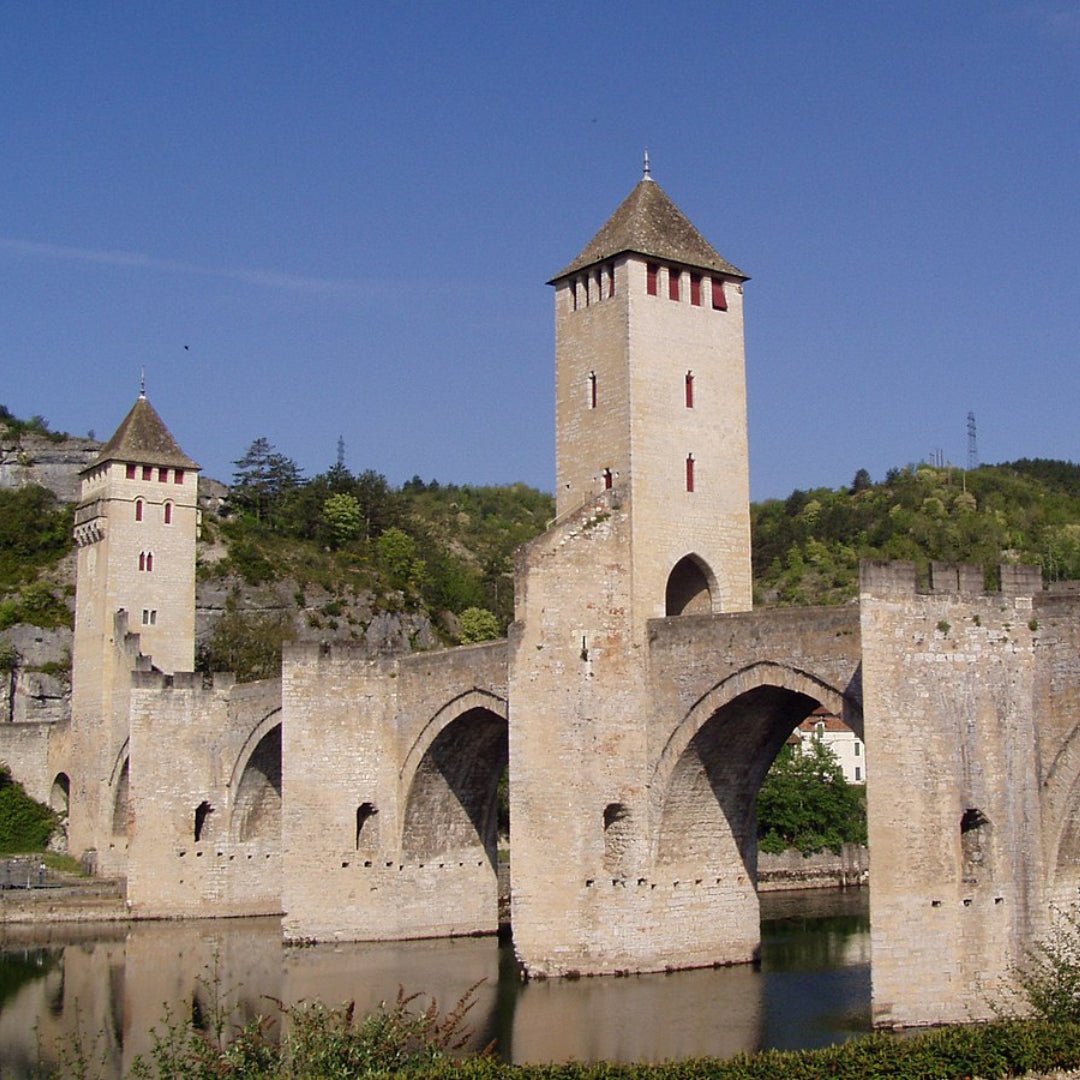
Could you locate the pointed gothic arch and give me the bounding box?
[665,553,717,616]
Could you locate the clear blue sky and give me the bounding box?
[2,2,1077,500]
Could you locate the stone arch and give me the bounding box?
[399,689,508,790]
[650,662,859,873]
[227,708,282,793]
[112,759,130,837]
[665,553,718,616]
[230,723,281,844]
[1039,716,1080,900]
[49,772,70,815]
[400,699,508,870]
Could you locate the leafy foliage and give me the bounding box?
[997,902,1080,1024]
[0,405,69,442]
[753,459,1080,605]
[757,740,866,854]
[196,602,295,683]
[0,763,57,852]
[458,607,501,644]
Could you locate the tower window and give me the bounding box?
[141,609,157,626]
[139,551,154,572]
[603,468,613,490]
[135,499,144,522]
[685,372,694,409]
[571,280,578,311]
[174,470,184,485]
[126,464,136,480]
[588,371,597,409]
[606,262,615,298]
[158,468,169,483]
[711,278,728,311]
[690,273,702,306]
[668,268,681,302]
[142,466,152,480]
[163,501,173,525]
[685,455,695,493]
[594,267,602,301]
[647,263,659,296]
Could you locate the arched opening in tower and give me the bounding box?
[665,554,714,616]
[402,707,508,873]
[231,724,281,844]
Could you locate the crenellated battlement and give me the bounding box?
[860,559,1044,599]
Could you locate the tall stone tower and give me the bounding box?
[69,392,200,871]
[509,170,754,975]
[548,163,753,631]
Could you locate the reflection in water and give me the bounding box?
[0,889,869,1076]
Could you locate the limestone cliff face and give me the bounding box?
[0,434,100,503]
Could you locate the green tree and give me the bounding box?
[322,493,363,549]
[376,527,426,594]
[757,738,866,854]
[230,437,303,527]
[457,607,501,644]
[196,603,295,683]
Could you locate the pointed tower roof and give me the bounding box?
[90,395,200,472]
[549,176,748,283]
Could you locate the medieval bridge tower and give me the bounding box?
[69,391,200,876]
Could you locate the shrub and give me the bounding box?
[0,763,56,852]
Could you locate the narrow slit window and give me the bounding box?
[668,268,680,301]
[603,468,613,490]
[146,551,154,572]
[135,499,144,522]
[686,455,695,493]
[685,372,694,409]
[647,263,659,296]
[588,371,597,409]
[571,280,578,311]
[594,267,602,301]
[138,551,146,572]
[607,262,615,297]
[690,273,702,306]
[163,502,173,525]
[711,278,728,311]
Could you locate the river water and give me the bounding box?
[0,888,868,1076]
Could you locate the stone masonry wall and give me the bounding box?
[860,561,1046,1027]
[281,639,508,943]
[125,672,282,918]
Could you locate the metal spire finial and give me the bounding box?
[139,368,146,399]
[643,147,652,180]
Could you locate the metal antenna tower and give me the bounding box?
[967,411,978,471]
[336,434,346,471]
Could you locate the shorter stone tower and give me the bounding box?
[69,392,200,872]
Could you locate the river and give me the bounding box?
[0,888,868,1076]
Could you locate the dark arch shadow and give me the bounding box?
[401,706,508,872]
[230,724,281,843]
[655,685,825,878]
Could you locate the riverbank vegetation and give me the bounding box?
[756,740,866,854]
[0,763,56,852]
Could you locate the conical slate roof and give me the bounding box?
[550,177,747,283]
[90,395,200,471]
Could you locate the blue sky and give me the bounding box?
[2,2,1077,500]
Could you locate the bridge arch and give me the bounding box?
[665,553,718,616]
[650,662,860,871]
[228,708,282,844]
[400,690,509,869]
